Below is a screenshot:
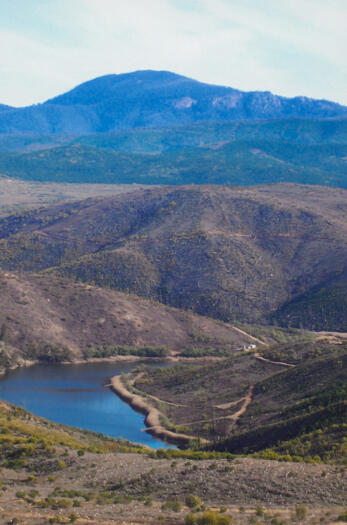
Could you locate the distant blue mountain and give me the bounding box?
[0,104,12,113]
[0,70,346,134]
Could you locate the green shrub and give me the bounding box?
[56,498,72,509]
[186,494,203,509]
[185,513,197,525]
[196,511,232,525]
[256,504,264,516]
[27,474,37,483]
[162,500,182,512]
[295,504,307,520]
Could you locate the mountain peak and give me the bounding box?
[44,70,195,107]
[0,70,346,134]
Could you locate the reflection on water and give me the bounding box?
[0,360,174,449]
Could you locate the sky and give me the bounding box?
[1,0,346,107]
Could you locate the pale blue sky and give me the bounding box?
[1,0,346,107]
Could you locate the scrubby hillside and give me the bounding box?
[0,184,345,329]
[0,270,252,366]
[130,340,346,461]
[0,401,345,524]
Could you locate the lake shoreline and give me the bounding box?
[0,359,177,449]
[0,355,212,448]
[0,353,223,376]
[110,373,208,448]
[0,355,161,376]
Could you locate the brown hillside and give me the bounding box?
[0,270,252,360]
[0,183,346,326]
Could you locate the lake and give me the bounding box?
[0,360,175,449]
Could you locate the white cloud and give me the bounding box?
[0,0,346,106]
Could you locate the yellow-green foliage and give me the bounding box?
[151,448,237,461]
[0,403,147,469]
[185,510,232,524]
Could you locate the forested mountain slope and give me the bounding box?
[1,140,346,188]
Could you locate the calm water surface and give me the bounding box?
[0,360,174,449]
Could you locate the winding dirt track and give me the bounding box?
[226,386,254,432]
[253,353,295,367]
[110,346,297,445]
[110,374,208,446]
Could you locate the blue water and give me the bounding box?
[0,360,175,449]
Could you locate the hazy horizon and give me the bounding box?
[1,0,346,107]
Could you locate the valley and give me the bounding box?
[0,181,345,466]
[0,176,148,217]
[0,70,346,524]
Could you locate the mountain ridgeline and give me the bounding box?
[0,184,346,331]
[0,71,346,518]
[1,71,346,134]
[0,70,346,189]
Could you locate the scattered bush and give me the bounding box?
[83,345,169,359]
[162,500,182,512]
[256,504,264,517]
[295,504,307,520]
[185,513,197,525]
[195,510,232,524]
[186,494,203,509]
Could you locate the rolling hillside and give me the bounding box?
[0,184,345,330]
[1,116,346,154]
[134,340,346,460]
[0,270,253,366]
[0,140,346,188]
